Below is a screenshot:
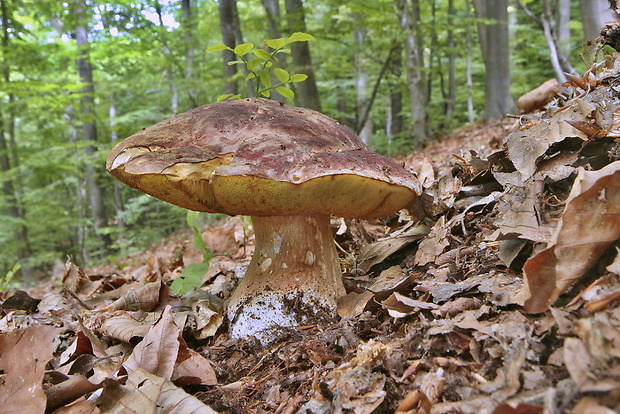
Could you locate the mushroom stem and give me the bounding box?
[227,215,346,341]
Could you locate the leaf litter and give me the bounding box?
[4,54,620,414]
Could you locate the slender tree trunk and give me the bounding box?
[262,0,281,39]
[154,3,179,113]
[181,0,197,108]
[73,0,111,257]
[474,0,515,120]
[388,43,404,143]
[466,0,475,123]
[285,0,321,111]
[354,23,372,144]
[397,0,427,147]
[445,0,456,127]
[218,0,241,95]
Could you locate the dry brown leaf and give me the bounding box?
[414,217,449,266]
[45,374,100,413]
[99,312,151,342]
[123,306,180,380]
[381,292,440,318]
[524,161,620,313]
[97,368,220,414]
[0,325,62,413]
[338,266,414,319]
[51,398,100,414]
[112,281,165,312]
[357,224,427,272]
[172,341,217,386]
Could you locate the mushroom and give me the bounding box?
[106,98,421,342]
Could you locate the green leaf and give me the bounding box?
[276,86,294,99]
[253,49,273,60]
[207,44,231,52]
[247,57,262,71]
[234,43,254,56]
[259,71,272,89]
[273,68,290,82]
[227,60,242,66]
[217,94,241,102]
[260,89,271,97]
[246,72,256,80]
[290,73,308,82]
[170,262,209,295]
[287,32,315,43]
[265,38,286,49]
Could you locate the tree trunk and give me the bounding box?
[580,0,618,44]
[181,0,197,108]
[474,0,515,120]
[73,0,111,256]
[154,2,179,113]
[388,43,404,143]
[218,0,241,96]
[445,0,456,127]
[466,0,475,123]
[397,0,427,147]
[284,0,321,111]
[262,0,281,39]
[354,23,372,145]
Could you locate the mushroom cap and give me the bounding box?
[107,98,421,218]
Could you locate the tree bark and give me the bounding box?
[154,2,179,113]
[388,43,404,143]
[354,23,372,144]
[262,0,281,39]
[218,0,241,95]
[580,0,618,44]
[73,0,111,256]
[474,0,515,120]
[284,0,321,111]
[181,0,197,108]
[397,0,427,147]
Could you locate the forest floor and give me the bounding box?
[3,59,620,414]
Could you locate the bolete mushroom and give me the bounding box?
[106,98,421,341]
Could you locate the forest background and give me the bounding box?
[0,0,616,284]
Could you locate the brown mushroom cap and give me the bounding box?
[107,98,421,218]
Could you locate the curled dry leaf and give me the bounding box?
[524,161,620,313]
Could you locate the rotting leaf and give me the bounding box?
[524,161,620,313]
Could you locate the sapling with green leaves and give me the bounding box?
[207,32,314,101]
[170,33,314,295]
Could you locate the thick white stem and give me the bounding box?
[227,215,345,341]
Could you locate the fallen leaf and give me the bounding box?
[123,306,180,380]
[0,325,62,413]
[97,368,220,413]
[524,161,620,313]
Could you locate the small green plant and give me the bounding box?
[0,262,20,292]
[170,211,212,295]
[207,32,314,101]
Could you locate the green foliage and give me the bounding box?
[207,32,313,101]
[0,263,20,292]
[170,211,212,295]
